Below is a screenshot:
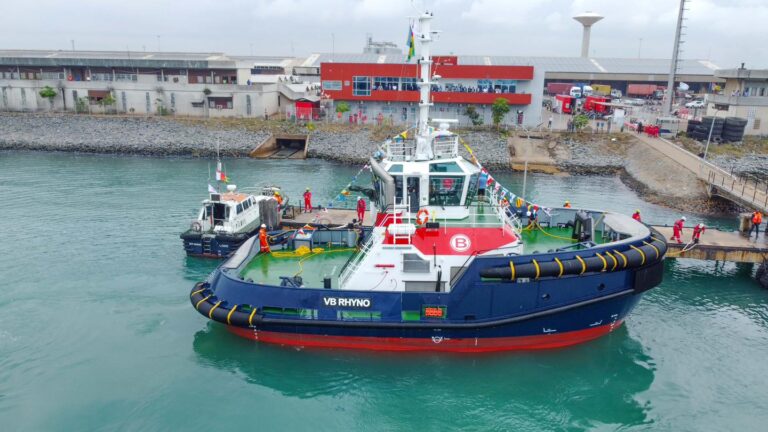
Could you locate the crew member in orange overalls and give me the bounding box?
[671,216,686,244]
[356,196,366,225]
[692,223,706,244]
[303,188,312,213]
[749,211,763,238]
[563,200,571,208]
[259,224,271,253]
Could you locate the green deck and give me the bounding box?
[240,246,357,288]
[238,225,605,288]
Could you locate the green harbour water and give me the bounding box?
[1,151,768,431]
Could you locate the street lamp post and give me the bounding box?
[703,108,720,161]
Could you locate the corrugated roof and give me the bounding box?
[311,53,718,76]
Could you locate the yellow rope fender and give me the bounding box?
[643,241,660,260]
[248,308,258,327]
[596,253,608,272]
[613,250,628,268]
[575,255,587,274]
[509,261,516,280]
[630,245,646,266]
[208,301,222,319]
[554,257,564,278]
[226,305,238,325]
[195,295,211,310]
[191,286,207,297]
[605,251,618,271]
[532,259,541,280]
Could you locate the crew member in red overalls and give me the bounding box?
[632,210,642,222]
[303,188,312,213]
[671,216,686,244]
[692,223,706,244]
[356,196,366,224]
[259,224,271,253]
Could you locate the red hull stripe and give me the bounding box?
[227,321,624,353]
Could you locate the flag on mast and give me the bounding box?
[405,24,415,62]
[208,184,217,194]
[215,161,229,183]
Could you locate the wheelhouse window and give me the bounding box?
[429,176,465,206]
[353,76,371,96]
[429,162,462,173]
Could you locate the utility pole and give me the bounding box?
[663,0,688,116]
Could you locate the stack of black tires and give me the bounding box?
[686,116,747,143]
[722,117,747,142]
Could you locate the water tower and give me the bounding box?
[573,12,604,58]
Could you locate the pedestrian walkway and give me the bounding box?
[632,133,768,213]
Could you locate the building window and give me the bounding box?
[401,77,418,91]
[21,88,26,107]
[121,91,127,112]
[494,80,516,93]
[477,79,493,92]
[209,97,233,110]
[171,93,176,110]
[353,76,371,96]
[145,92,150,112]
[322,80,342,91]
[373,77,399,91]
[246,95,251,115]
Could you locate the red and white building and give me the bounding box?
[315,54,544,127]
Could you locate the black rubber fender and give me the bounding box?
[190,283,261,328]
[479,235,667,280]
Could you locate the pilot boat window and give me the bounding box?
[236,203,243,214]
[429,175,465,206]
[243,200,251,211]
[208,203,229,225]
[393,175,403,204]
[429,161,462,173]
[387,164,403,173]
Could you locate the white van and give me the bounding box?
[569,86,582,98]
[582,85,594,97]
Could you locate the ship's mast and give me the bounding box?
[414,11,434,161]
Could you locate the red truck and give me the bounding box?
[583,96,610,113]
[547,82,574,95]
[554,94,576,114]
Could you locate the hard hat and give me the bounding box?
[306,187,310,190]
[275,191,280,195]
[681,216,687,221]
[358,196,362,200]
[261,224,266,228]
[565,200,570,204]
[635,209,640,213]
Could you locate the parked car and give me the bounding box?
[685,100,705,108]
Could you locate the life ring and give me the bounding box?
[416,209,430,225]
[191,221,202,232]
[67,74,73,81]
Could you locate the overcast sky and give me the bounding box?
[2,0,766,68]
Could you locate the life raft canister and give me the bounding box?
[416,209,430,225]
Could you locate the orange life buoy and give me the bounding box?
[416,209,430,225]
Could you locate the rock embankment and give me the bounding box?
[0,113,270,157]
[308,129,510,169]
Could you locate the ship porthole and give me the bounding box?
[541,293,550,300]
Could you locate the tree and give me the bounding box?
[491,98,510,128]
[573,114,589,130]
[335,101,350,115]
[464,105,483,126]
[99,93,117,114]
[39,86,57,110]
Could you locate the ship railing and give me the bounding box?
[338,229,383,289]
[432,136,459,159]
[386,140,417,161]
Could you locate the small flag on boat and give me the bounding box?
[406,25,415,62]
[208,184,217,194]
[215,161,229,183]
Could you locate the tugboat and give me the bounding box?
[188,11,667,352]
[181,161,283,258]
